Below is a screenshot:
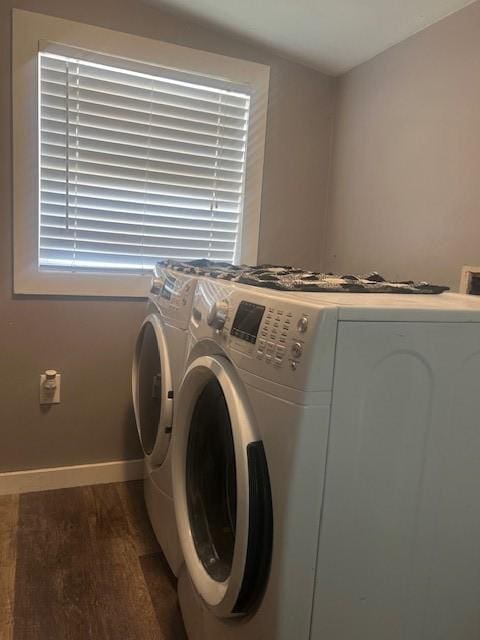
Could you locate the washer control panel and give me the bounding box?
[253,304,310,371]
[191,279,338,392]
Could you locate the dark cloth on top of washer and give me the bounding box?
[157,260,449,294]
[158,259,243,279]
[234,267,449,294]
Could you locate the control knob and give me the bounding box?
[297,315,309,333]
[150,277,163,294]
[291,341,303,358]
[207,300,229,330]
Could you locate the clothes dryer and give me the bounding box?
[132,265,198,575]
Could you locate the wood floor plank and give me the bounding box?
[140,553,187,640]
[0,494,19,640]
[116,480,160,556]
[13,487,104,640]
[86,484,162,639]
[13,484,165,640]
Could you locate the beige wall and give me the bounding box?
[0,0,335,472]
[325,1,480,291]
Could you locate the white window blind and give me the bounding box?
[39,52,251,274]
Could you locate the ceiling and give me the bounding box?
[147,0,477,75]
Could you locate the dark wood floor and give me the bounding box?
[0,481,187,640]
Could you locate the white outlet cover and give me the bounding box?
[39,373,61,404]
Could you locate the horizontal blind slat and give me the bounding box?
[40,205,239,227]
[42,169,241,201]
[41,184,241,213]
[41,96,246,144]
[42,156,242,191]
[66,74,249,119]
[41,147,243,182]
[41,194,240,219]
[42,133,244,172]
[40,218,238,240]
[41,113,247,152]
[41,85,248,129]
[42,65,249,110]
[40,246,234,261]
[63,124,246,161]
[41,99,247,139]
[68,62,249,108]
[40,233,235,252]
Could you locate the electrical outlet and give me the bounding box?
[40,372,61,404]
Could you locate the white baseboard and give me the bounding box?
[0,458,145,496]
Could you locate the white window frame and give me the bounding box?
[12,9,269,297]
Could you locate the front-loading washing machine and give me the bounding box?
[172,277,337,636]
[172,276,480,639]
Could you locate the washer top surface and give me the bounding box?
[290,291,480,322]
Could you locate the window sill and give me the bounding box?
[14,269,152,298]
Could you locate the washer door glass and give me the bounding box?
[174,355,273,618]
[133,314,173,465]
[186,378,236,582]
[138,321,162,454]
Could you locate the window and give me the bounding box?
[39,53,251,274]
[13,10,269,296]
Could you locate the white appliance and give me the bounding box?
[172,278,480,639]
[132,266,198,575]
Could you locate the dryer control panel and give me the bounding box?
[149,268,197,329]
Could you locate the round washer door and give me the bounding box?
[132,314,174,466]
[172,355,273,618]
